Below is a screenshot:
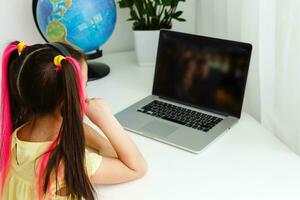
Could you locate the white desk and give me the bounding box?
[87,51,300,200]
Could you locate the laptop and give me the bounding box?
[115,30,252,153]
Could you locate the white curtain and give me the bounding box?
[196,0,300,155]
[196,0,261,121]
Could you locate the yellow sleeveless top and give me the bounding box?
[2,125,102,200]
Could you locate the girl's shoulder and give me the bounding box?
[11,124,52,162]
[12,124,102,174]
[11,124,102,179]
[12,124,52,144]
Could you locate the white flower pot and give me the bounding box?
[133,30,160,67]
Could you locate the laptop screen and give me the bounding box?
[152,30,252,118]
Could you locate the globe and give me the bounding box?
[34,0,116,53]
[32,0,117,80]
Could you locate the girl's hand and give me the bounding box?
[85,98,111,125]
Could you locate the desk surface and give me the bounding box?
[87,51,300,200]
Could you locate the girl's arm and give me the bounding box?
[85,98,148,184]
[83,123,117,158]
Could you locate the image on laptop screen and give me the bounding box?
[152,30,252,118]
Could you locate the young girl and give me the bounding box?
[0,41,147,200]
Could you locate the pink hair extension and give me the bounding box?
[36,56,85,200]
[65,56,86,113]
[0,43,18,195]
[36,139,58,200]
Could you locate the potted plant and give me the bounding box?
[118,0,186,66]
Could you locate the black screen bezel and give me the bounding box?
[152,30,253,118]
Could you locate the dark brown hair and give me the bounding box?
[6,41,95,200]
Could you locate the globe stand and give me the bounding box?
[86,49,110,81]
[87,62,110,81]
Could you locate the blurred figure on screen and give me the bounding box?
[175,57,197,102]
[192,55,221,107]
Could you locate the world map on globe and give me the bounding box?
[36,0,116,53]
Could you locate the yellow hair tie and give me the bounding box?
[17,42,27,53]
[54,55,66,67]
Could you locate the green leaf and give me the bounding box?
[171,11,183,18]
[119,0,186,30]
[154,0,162,5]
[175,17,186,21]
[118,1,128,8]
[130,10,139,19]
[170,0,178,7]
[161,0,172,6]
[127,18,136,21]
[164,9,169,17]
[133,0,145,17]
[146,2,156,16]
[118,0,134,8]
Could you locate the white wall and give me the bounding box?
[0,0,261,121]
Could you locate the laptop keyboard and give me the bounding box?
[137,100,223,132]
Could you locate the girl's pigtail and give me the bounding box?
[0,43,18,194]
[65,56,86,112]
[39,55,93,200]
[59,56,93,199]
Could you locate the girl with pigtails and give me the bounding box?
[0,41,147,200]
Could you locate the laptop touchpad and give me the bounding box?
[138,120,178,137]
